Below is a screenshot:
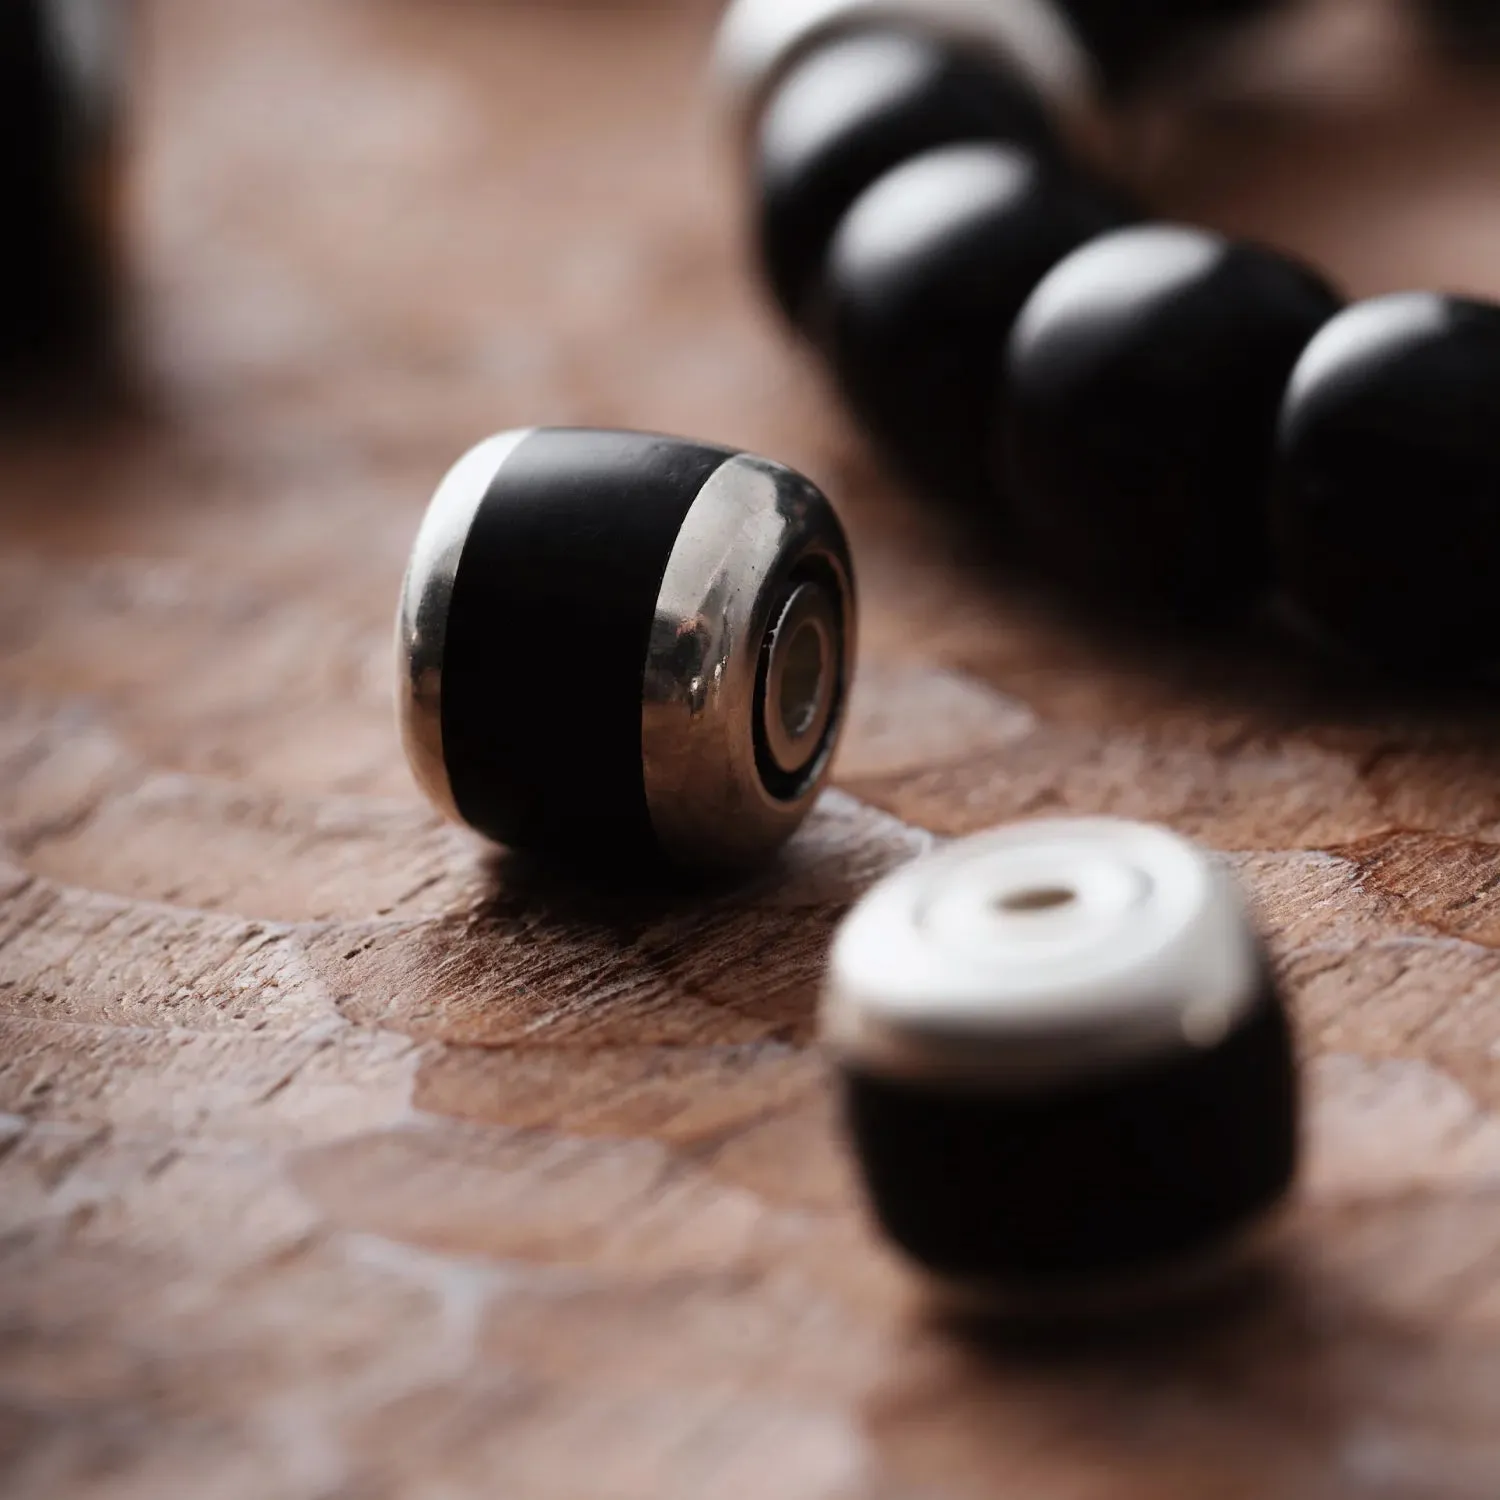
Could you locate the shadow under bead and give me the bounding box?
[0,0,124,368]
[1005,224,1340,624]
[396,428,856,877]
[822,817,1299,1313]
[821,141,1125,518]
[754,27,1057,327]
[1271,292,1500,673]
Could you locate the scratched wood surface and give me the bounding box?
[5,0,1500,1495]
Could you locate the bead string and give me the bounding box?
[722,0,1500,674]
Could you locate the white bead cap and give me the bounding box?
[821,817,1264,1086]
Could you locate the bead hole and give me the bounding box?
[996,885,1078,914]
[778,619,827,743]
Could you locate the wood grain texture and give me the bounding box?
[5,0,1500,1495]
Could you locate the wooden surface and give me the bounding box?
[6,1,1500,1495]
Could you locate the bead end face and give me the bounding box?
[642,452,856,869]
[822,817,1263,1084]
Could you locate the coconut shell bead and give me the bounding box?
[1271,292,1500,671]
[823,141,1124,514]
[1004,225,1339,622]
[755,27,1057,326]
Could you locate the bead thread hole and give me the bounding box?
[994,885,1079,915]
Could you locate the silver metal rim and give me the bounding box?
[821,817,1265,1086]
[394,428,533,824]
[711,0,1109,168]
[641,452,856,869]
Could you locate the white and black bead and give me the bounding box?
[822,817,1297,1308]
[396,428,856,875]
[0,0,125,366]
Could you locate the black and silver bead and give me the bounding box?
[822,817,1298,1309]
[396,428,856,874]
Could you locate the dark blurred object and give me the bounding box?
[1272,293,1500,673]
[755,27,1056,328]
[0,0,126,374]
[1005,225,1340,624]
[822,142,1123,518]
[1061,0,1285,88]
[1414,0,1500,52]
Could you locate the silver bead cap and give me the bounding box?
[822,817,1265,1086]
[395,428,533,824]
[642,452,856,869]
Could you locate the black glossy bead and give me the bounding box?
[823,142,1124,514]
[1416,0,1500,51]
[1005,225,1339,622]
[1271,293,1500,671]
[754,28,1056,327]
[1062,0,1281,89]
[823,819,1298,1307]
[0,1,123,366]
[396,429,856,875]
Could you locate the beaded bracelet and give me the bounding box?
[715,0,1499,674]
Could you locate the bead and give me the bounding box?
[822,818,1298,1309]
[1271,292,1500,671]
[755,28,1056,326]
[1005,225,1339,622]
[823,142,1124,512]
[0,0,125,366]
[712,0,1101,157]
[396,429,856,874]
[1061,0,1282,89]
[1416,0,1500,53]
